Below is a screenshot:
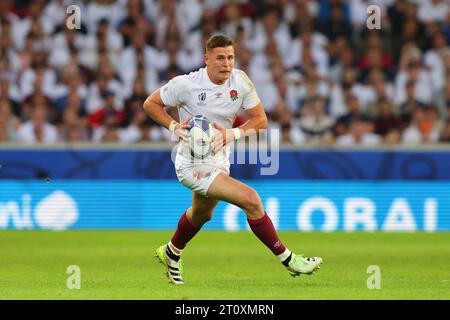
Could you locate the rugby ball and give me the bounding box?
[188,115,213,159]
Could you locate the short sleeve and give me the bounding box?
[159,75,187,107]
[239,70,261,110]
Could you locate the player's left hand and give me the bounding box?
[211,123,235,155]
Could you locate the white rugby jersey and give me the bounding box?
[160,67,260,129]
[160,67,261,164]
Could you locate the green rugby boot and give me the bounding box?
[287,253,323,277]
[155,244,184,285]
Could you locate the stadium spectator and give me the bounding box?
[184,9,218,58]
[0,98,19,142]
[365,68,396,113]
[444,12,450,43]
[91,113,120,143]
[42,0,69,35]
[336,116,381,146]
[330,67,372,115]
[398,79,423,127]
[48,24,88,69]
[60,108,90,142]
[0,79,21,117]
[52,66,88,114]
[218,1,253,40]
[86,74,123,115]
[85,0,123,35]
[334,93,365,137]
[394,58,434,107]
[89,91,125,129]
[159,20,203,73]
[417,0,449,25]
[402,106,443,144]
[424,30,448,99]
[118,108,148,143]
[19,50,58,101]
[286,0,318,34]
[328,39,356,82]
[294,95,334,145]
[246,6,291,56]
[62,90,88,121]
[388,0,408,37]
[91,18,123,67]
[285,22,329,76]
[16,103,58,143]
[318,2,352,42]
[250,40,284,115]
[118,0,151,47]
[150,0,202,49]
[373,98,402,143]
[117,30,164,94]
[356,30,394,80]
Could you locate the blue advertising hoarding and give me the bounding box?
[0,181,448,231]
[1,148,449,231]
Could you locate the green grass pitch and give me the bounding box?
[0,231,449,300]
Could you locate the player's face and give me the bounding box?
[205,46,235,84]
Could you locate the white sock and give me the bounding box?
[168,241,182,256]
[277,248,292,263]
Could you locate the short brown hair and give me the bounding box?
[205,34,235,52]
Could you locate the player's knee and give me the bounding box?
[240,188,263,213]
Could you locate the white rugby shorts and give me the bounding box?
[174,145,230,197]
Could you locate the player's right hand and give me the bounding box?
[174,117,192,142]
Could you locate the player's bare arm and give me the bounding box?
[212,103,268,153]
[143,89,191,142]
[237,102,269,134]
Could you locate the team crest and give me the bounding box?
[230,90,238,101]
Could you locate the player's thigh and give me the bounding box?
[192,191,219,216]
[207,173,264,213]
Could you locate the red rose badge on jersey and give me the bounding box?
[230,90,238,101]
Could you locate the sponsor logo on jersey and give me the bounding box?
[230,90,238,101]
[215,92,222,98]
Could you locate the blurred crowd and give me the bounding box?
[1,0,450,146]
